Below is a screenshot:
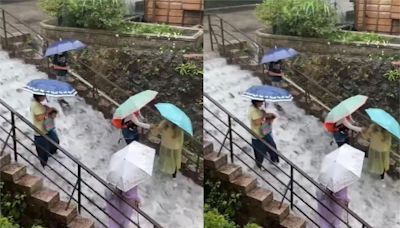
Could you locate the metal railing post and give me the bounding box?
[2,9,8,49]
[228,116,233,163]
[11,112,17,161]
[207,15,214,51]
[220,18,225,56]
[78,164,81,213]
[290,166,294,209]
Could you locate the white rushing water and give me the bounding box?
[0,50,203,228]
[204,53,400,228]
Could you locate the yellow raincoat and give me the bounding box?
[361,125,392,175]
[151,120,184,175]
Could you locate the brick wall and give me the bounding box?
[355,0,400,34]
[145,0,203,26]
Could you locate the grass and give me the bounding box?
[117,22,182,36]
[330,31,388,44]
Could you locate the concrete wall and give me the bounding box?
[40,19,203,50]
[256,29,400,56]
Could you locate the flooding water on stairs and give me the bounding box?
[204,53,400,228]
[0,50,203,228]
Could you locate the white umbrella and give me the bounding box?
[107,141,155,192]
[318,144,364,192]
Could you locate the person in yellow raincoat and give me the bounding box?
[151,120,184,178]
[361,124,392,179]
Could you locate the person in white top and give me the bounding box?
[333,115,362,147]
[121,110,152,144]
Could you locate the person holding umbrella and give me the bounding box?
[106,141,155,228]
[261,47,298,87]
[111,90,157,144]
[248,99,268,168]
[324,95,367,147]
[24,79,77,167]
[317,144,365,228]
[361,108,399,179]
[152,103,193,178]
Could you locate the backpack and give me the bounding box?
[324,122,336,133]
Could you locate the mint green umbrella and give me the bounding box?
[325,95,368,123]
[113,90,158,119]
[366,108,400,139]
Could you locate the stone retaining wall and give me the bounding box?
[256,29,400,56]
[40,19,203,50]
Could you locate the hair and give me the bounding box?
[164,121,181,138]
[48,109,58,115]
[251,100,262,107]
[371,124,391,142]
[33,94,44,102]
[264,113,276,120]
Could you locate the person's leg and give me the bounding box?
[173,149,182,178]
[252,139,265,168]
[122,128,138,144]
[34,136,50,167]
[47,130,60,155]
[265,134,279,163]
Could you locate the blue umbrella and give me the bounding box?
[261,47,298,64]
[45,39,86,57]
[23,79,77,97]
[365,108,400,139]
[155,103,193,136]
[243,85,293,102]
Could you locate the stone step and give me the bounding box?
[280,214,306,228]
[25,53,45,65]
[224,40,247,50]
[246,187,273,209]
[14,174,43,196]
[0,32,30,46]
[49,201,78,225]
[203,141,214,155]
[0,163,27,182]
[67,216,95,228]
[231,175,257,193]
[234,55,250,63]
[14,48,33,59]
[0,153,11,168]
[9,41,27,51]
[229,48,241,56]
[264,200,290,223]
[216,163,242,182]
[204,152,228,170]
[30,188,60,209]
[241,63,260,72]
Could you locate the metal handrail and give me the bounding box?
[204,92,373,228]
[0,8,203,180]
[0,98,163,227]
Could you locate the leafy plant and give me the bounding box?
[330,31,387,44]
[175,63,203,77]
[244,224,262,228]
[205,181,242,220]
[384,69,400,82]
[0,217,19,228]
[118,22,182,36]
[256,0,337,38]
[204,205,237,228]
[39,0,125,29]
[0,182,27,224]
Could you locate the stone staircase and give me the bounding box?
[219,40,328,121]
[0,31,48,72]
[0,153,94,228]
[204,142,306,228]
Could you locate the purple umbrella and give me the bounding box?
[261,47,299,64]
[44,39,86,57]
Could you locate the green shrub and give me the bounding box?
[39,0,125,29]
[118,22,182,36]
[244,223,262,228]
[204,205,237,228]
[0,182,27,224]
[330,31,387,44]
[205,181,242,220]
[384,69,400,82]
[255,0,337,38]
[0,217,19,228]
[175,62,203,77]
